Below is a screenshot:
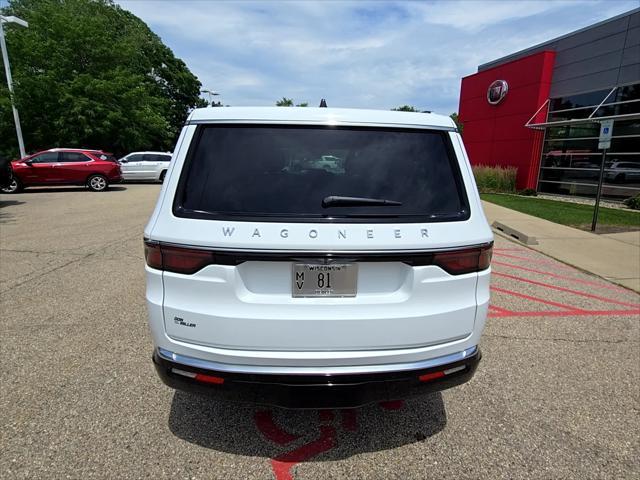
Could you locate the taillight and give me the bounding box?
[144,241,162,269]
[432,243,493,275]
[143,240,493,275]
[144,241,215,274]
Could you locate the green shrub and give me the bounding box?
[518,188,538,196]
[472,165,517,193]
[624,194,640,210]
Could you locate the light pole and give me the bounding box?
[200,89,220,106]
[0,15,28,159]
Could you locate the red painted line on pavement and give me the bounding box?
[494,252,575,271]
[493,252,531,261]
[493,260,629,293]
[489,308,640,318]
[493,271,640,308]
[341,410,358,432]
[271,426,337,480]
[491,286,585,312]
[489,304,517,314]
[254,411,300,446]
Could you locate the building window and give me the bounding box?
[538,83,640,200]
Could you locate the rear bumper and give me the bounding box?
[152,346,481,409]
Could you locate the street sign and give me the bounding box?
[592,119,613,231]
[598,119,614,149]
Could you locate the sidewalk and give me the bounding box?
[482,201,640,292]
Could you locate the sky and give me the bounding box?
[32,1,640,114]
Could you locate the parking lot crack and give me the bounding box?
[1,229,143,295]
[0,253,96,294]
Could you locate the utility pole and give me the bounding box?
[0,15,28,159]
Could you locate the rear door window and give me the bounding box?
[60,152,89,162]
[174,125,469,222]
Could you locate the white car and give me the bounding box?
[119,151,172,182]
[604,161,640,183]
[144,107,493,408]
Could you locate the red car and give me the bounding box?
[1,148,122,193]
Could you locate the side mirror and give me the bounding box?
[24,160,33,166]
[119,159,128,164]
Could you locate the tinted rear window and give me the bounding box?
[95,153,117,162]
[175,125,469,222]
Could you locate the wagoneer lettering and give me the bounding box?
[145,107,493,409]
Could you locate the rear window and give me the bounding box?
[96,153,117,162]
[174,125,469,223]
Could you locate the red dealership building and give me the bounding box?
[458,8,639,199]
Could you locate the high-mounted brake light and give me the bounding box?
[432,243,493,275]
[144,241,215,274]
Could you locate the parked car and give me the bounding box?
[119,151,172,182]
[604,161,640,183]
[144,107,493,409]
[0,154,12,190]
[1,148,122,193]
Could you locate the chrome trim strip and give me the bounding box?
[148,241,493,255]
[157,346,478,376]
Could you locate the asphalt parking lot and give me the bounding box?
[1,184,639,480]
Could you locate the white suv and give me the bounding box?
[144,107,492,408]
[119,151,172,182]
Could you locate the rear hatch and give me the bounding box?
[150,124,490,352]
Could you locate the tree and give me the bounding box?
[194,98,210,109]
[0,0,202,158]
[276,97,308,107]
[392,105,419,112]
[450,112,463,133]
[276,97,294,107]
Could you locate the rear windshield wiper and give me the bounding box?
[322,195,402,208]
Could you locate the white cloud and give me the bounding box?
[410,0,587,32]
[117,0,639,113]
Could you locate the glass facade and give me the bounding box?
[538,82,640,200]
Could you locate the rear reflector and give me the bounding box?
[194,373,225,385]
[418,371,445,382]
[419,365,466,382]
[172,368,224,385]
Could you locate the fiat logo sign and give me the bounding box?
[487,80,508,105]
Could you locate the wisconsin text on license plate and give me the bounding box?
[292,264,357,297]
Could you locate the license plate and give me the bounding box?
[292,263,357,297]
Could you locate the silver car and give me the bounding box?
[119,151,172,182]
